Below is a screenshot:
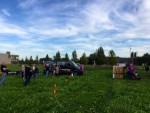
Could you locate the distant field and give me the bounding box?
[0,65,150,113]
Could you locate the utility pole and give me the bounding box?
[130,48,132,64]
[130,48,131,57]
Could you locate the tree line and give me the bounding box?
[19,46,150,66]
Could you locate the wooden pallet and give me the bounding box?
[113,66,124,78]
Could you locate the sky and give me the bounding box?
[0,0,150,60]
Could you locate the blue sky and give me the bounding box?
[0,0,150,59]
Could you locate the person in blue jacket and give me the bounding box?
[33,65,39,80]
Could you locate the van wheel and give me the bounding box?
[73,72,78,76]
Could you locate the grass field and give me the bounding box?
[0,65,150,113]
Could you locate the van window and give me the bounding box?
[71,61,79,67]
[65,62,73,68]
[57,61,65,68]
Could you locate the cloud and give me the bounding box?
[2,9,11,16]
[0,18,27,35]
[0,0,150,59]
[18,0,38,9]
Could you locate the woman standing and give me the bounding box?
[0,63,7,86]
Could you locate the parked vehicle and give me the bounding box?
[43,60,83,75]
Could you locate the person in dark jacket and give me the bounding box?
[0,62,7,86]
[21,65,25,79]
[145,64,149,77]
[24,64,32,86]
[33,65,39,80]
[45,64,49,77]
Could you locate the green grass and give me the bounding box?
[0,65,150,113]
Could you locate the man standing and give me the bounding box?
[0,62,7,86]
[24,64,32,86]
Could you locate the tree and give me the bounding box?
[72,50,78,63]
[80,53,87,65]
[25,56,28,64]
[65,53,69,61]
[53,56,56,60]
[55,51,61,60]
[88,54,95,65]
[133,53,150,65]
[45,54,50,61]
[108,50,117,65]
[95,47,106,65]
[141,53,150,65]
[19,58,24,64]
[35,55,39,64]
[131,52,137,64]
[29,56,33,64]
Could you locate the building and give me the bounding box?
[0,51,19,64]
[0,53,11,64]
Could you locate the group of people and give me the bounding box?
[45,64,60,76]
[0,62,84,86]
[127,63,150,80]
[22,64,39,86]
[45,63,84,76]
[0,63,39,86]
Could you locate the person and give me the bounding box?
[142,63,145,69]
[45,64,49,77]
[127,63,135,79]
[24,64,32,86]
[144,64,149,77]
[0,63,7,86]
[80,64,84,74]
[21,65,25,79]
[53,65,60,76]
[33,65,39,80]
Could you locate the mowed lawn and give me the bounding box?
[0,65,150,113]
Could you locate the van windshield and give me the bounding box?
[71,61,79,67]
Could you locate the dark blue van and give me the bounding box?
[43,60,83,75]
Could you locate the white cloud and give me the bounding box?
[2,9,11,16]
[0,19,27,35]
[18,0,38,9]
[0,0,150,59]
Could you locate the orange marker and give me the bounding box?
[53,89,56,93]
[54,84,56,87]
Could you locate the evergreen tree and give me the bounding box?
[65,53,69,61]
[143,53,150,65]
[95,47,106,65]
[80,52,87,65]
[35,55,39,64]
[88,54,95,65]
[53,56,56,60]
[108,50,117,65]
[72,50,78,62]
[29,56,33,64]
[131,52,137,64]
[19,58,24,64]
[45,54,50,61]
[25,56,29,64]
[55,51,61,60]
